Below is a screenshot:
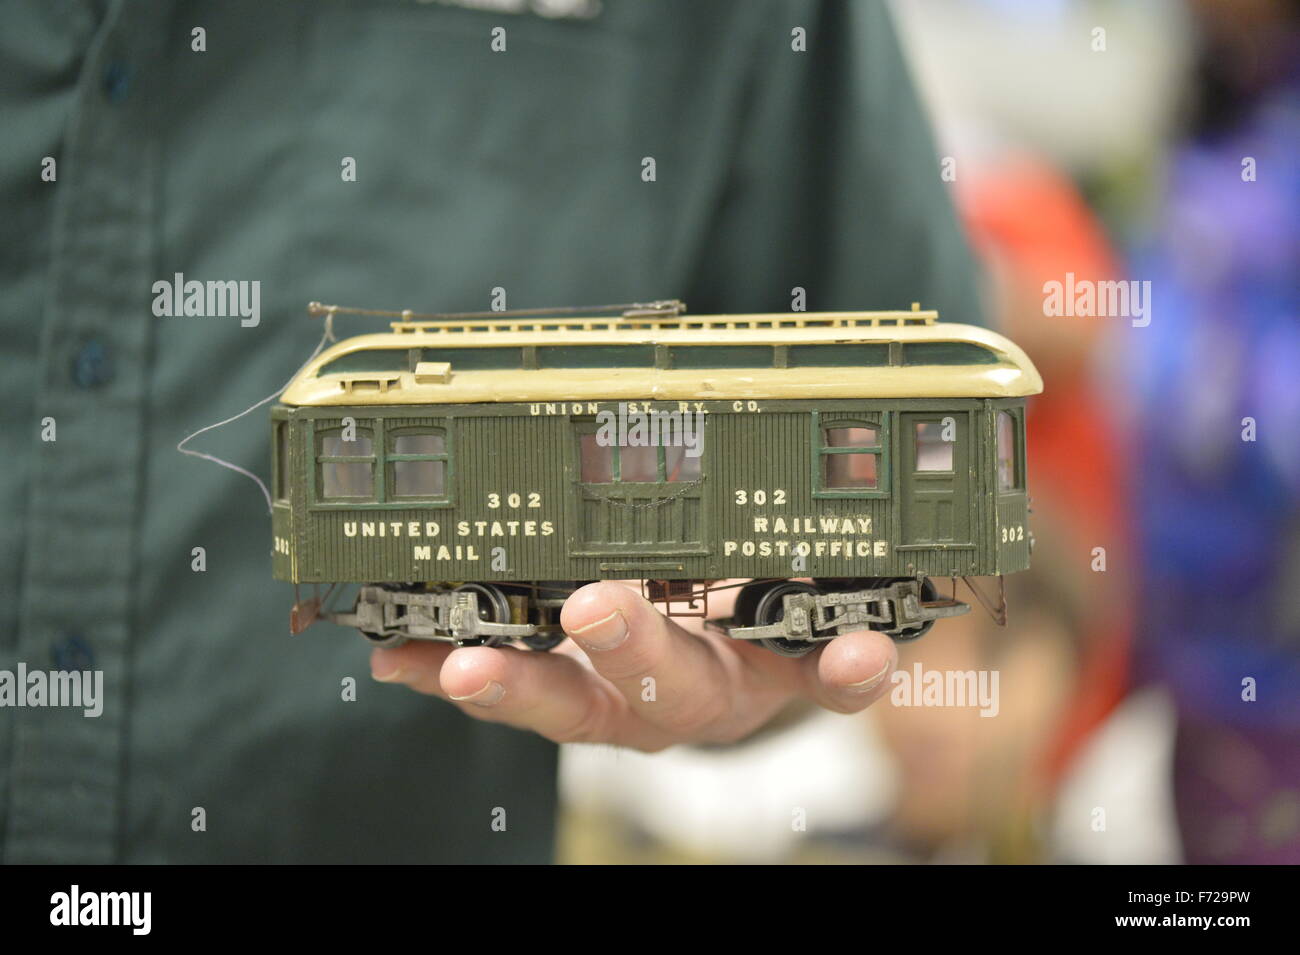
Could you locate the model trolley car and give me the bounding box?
[272,301,1042,656]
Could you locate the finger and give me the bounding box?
[433,645,671,749]
[560,582,755,738]
[372,639,671,749]
[799,629,897,714]
[370,641,456,698]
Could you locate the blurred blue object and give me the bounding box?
[1127,65,1300,730]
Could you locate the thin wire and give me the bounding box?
[306,300,685,321]
[177,312,337,515]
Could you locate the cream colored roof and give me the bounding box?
[280,313,1043,406]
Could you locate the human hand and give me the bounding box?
[369,581,897,752]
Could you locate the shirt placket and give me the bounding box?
[4,1,163,863]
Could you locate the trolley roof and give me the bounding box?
[280,305,1043,406]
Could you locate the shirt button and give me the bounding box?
[102,61,132,103]
[51,633,95,672]
[71,339,113,388]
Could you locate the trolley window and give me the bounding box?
[388,427,449,499]
[317,424,375,499]
[812,413,888,498]
[274,422,289,501]
[788,344,889,367]
[421,348,523,371]
[313,419,453,506]
[997,411,1021,491]
[318,350,411,375]
[914,420,954,472]
[538,345,655,368]
[670,345,774,369]
[902,342,999,365]
[577,421,702,484]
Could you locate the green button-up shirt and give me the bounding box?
[0,0,981,863]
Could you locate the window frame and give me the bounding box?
[912,419,957,475]
[811,411,890,499]
[386,425,452,502]
[310,417,454,509]
[273,420,290,503]
[572,419,703,486]
[315,422,377,502]
[996,408,1025,494]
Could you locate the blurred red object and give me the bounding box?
[957,154,1134,786]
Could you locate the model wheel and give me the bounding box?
[891,577,939,642]
[359,629,407,649]
[753,581,820,658]
[732,581,766,629]
[522,630,566,652]
[356,584,409,648]
[454,583,511,647]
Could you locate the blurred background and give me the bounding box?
[557,0,1300,864]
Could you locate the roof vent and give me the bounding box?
[336,373,402,394]
[413,361,452,384]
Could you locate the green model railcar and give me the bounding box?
[272,302,1042,656]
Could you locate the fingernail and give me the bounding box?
[371,654,406,683]
[450,680,505,707]
[848,662,893,694]
[570,610,628,651]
